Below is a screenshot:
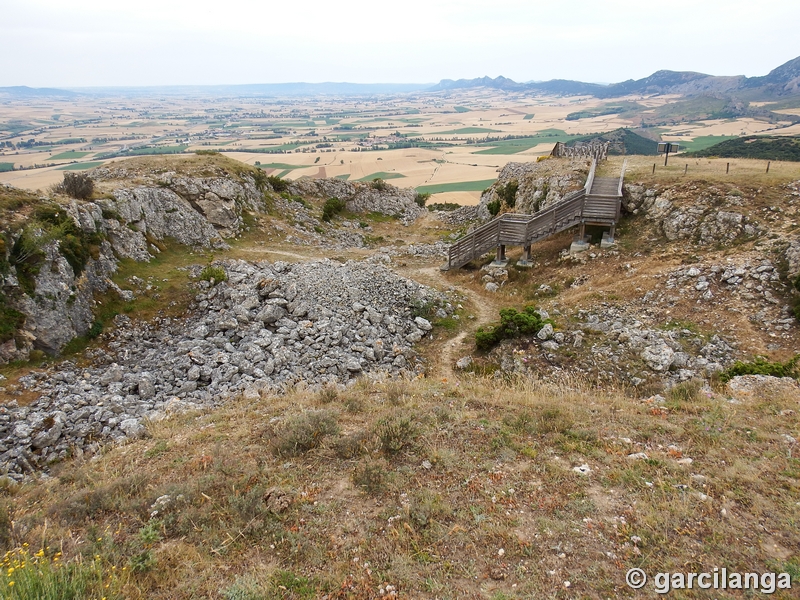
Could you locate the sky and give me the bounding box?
[2,0,799,87]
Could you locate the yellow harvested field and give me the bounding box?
[2,89,798,201]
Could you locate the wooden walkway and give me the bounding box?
[442,159,626,270]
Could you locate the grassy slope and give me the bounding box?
[2,154,800,598]
[688,136,800,161]
[3,375,798,599]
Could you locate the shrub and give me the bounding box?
[427,202,460,212]
[474,305,548,352]
[199,265,227,284]
[497,180,518,208]
[269,410,339,457]
[376,415,417,457]
[0,295,24,343]
[487,199,501,217]
[61,172,94,200]
[414,192,430,207]
[720,355,799,382]
[266,175,288,192]
[194,149,219,156]
[371,178,387,191]
[321,197,346,222]
[352,461,387,495]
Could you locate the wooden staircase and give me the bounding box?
[442,159,626,270]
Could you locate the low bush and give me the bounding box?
[322,197,346,222]
[371,178,387,191]
[269,410,339,457]
[199,265,227,285]
[414,192,430,207]
[266,175,288,192]
[475,305,549,351]
[352,461,387,495]
[61,172,94,200]
[720,355,799,382]
[487,199,501,217]
[376,415,417,457]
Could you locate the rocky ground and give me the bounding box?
[0,258,453,478]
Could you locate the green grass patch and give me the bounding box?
[48,151,91,160]
[687,135,800,161]
[523,114,535,120]
[0,163,14,172]
[439,127,500,135]
[416,179,496,194]
[56,161,104,171]
[355,172,406,182]
[275,169,292,178]
[453,106,470,113]
[334,174,350,180]
[678,135,735,153]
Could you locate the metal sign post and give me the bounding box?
[657,142,680,166]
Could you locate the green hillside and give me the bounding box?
[687,136,800,161]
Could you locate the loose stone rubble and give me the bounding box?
[0,259,452,479]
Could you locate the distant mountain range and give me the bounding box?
[2,55,799,99]
[0,85,78,99]
[429,55,800,99]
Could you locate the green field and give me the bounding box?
[0,163,14,172]
[676,135,735,152]
[355,172,406,182]
[334,174,350,180]
[275,169,293,178]
[439,127,500,135]
[416,179,496,194]
[128,145,188,156]
[57,161,104,171]
[454,106,470,113]
[474,129,583,155]
[256,162,304,170]
[49,151,91,160]
[523,114,535,120]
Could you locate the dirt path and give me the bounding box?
[405,265,499,379]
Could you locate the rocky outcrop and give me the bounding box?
[99,188,228,253]
[476,158,589,221]
[0,258,453,478]
[287,178,425,225]
[623,184,763,245]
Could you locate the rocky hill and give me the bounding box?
[1,154,799,599]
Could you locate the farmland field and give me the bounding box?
[48,150,91,160]
[57,161,105,170]
[0,163,14,172]
[1,88,796,203]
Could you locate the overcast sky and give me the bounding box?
[2,0,799,87]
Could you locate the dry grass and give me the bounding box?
[1,374,797,598]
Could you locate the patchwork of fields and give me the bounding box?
[1,88,797,202]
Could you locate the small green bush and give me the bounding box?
[497,180,519,208]
[199,265,227,285]
[0,295,24,343]
[487,199,501,217]
[414,192,430,207]
[371,178,387,191]
[720,355,800,382]
[475,305,548,352]
[322,197,346,222]
[266,175,289,192]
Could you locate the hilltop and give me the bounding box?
[0,154,798,598]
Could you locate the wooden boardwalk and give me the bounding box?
[442,159,626,270]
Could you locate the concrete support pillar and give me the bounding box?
[490,244,508,267]
[517,245,533,268]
